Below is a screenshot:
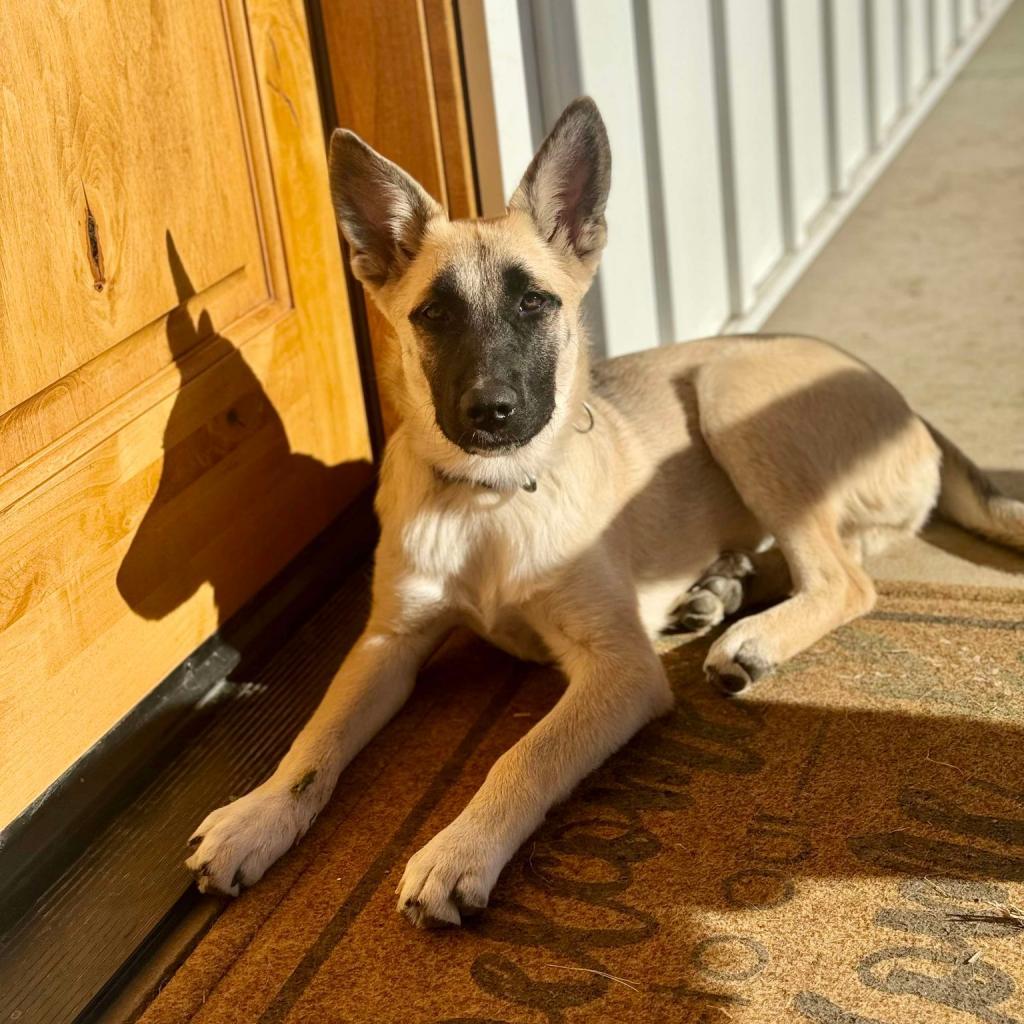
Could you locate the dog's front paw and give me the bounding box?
[397,823,504,928]
[185,786,307,896]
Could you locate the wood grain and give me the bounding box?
[323,0,448,205]
[424,0,480,220]
[0,1,266,419]
[0,0,373,826]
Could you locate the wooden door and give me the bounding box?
[0,0,374,828]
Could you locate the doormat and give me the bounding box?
[138,582,1024,1024]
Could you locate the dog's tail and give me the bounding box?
[927,422,1024,551]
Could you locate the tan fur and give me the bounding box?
[186,101,1024,927]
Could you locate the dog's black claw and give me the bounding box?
[679,613,713,632]
[720,671,750,695]
[707,666,749,696]
[187,835,203,849]
[708,641,774,696]
[735,641,773,683]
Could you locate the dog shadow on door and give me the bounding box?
[117,232,373,630]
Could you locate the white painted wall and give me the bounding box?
[782,0,830,244]
[644,0,730,339]
[872,0,901,138]
[460,0,1010,357]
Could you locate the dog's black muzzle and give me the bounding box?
[440,378,553,454]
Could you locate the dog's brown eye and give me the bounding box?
[519,292,547,314]
[418,301,447,322]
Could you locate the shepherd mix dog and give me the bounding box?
[187,98,1024,926]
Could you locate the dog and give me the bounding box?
[186,97,1024,927]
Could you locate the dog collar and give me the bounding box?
[429,403,593,496]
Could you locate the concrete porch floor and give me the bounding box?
[763,0,1024,588]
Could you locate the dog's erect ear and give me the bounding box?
[509,97,610,270]
[328,130,444,289]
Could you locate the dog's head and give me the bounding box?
[328,98,610,488]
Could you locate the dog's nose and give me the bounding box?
[460,384,518,432]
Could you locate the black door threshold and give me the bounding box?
[0,500,375,1024]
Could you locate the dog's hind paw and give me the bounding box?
[667,552,758,634]
[668,587,727,632]
[704,638,774,696]
[668,576,743,633]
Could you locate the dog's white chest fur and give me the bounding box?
[401,493,545,626]
[387,476,602,662]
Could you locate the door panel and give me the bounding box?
[0,0,271,428]
[0,0,374,826]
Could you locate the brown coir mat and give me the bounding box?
[139,582,1024,1024]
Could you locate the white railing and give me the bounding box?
[460,0,1012,356]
